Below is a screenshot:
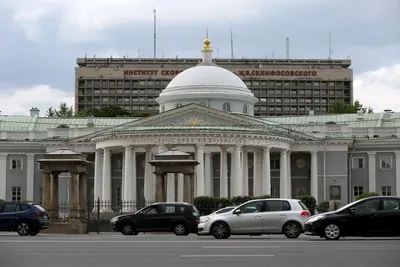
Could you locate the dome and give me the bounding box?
[156,39,258,115]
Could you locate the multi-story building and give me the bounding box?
[75,56,353,116]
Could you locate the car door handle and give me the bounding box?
[15,213,20,216]
[254,215,261,218]
[372,214,378,217]
[280,214,286,217]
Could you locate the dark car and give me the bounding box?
[305,196,400,240]
[0,202,50,236]
[110,202,200,236]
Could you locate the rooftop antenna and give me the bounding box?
[84,47,87,59]
[286,37,290,59]
[230,21,234,59]
[206,28,208,39]
[153,1,157,59]
[138,49,141,58]
[328,30,333,59]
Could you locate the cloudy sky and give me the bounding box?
[0,0,399,116]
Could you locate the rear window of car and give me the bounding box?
[34,205,46,212]
[298,201,309,210]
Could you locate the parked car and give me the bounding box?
[0,201,50,236]
[110,202,200,236]
[197,198,311,239]
[305,196,400,240]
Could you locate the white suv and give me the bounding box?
[197,198,311,239]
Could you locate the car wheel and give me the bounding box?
[323,223,341,240]
[16,222,30,236]
[29,230,40,236]
[121,223,137,236]
[283,221,301,239]
[211,222,231,239]
[173,223,188,236]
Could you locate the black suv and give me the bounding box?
[111,202,200,236]
[0,202,50,236]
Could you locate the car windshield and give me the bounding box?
[34,205,46,212]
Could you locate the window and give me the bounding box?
[222,102,231,111]
[352,157,364,169]
[115,159,122,171]
[143,206,158,215]
[237,201,264,213]
[383,199,400,211]
[176,103,182,108]
[115,187,121,206]
[353,199,380,214]
[271,187,280,197]
[381,186,391,196]
[4,204,18,213]
[243,105,248,114]
[353,186,364,199]
[160,205,175,213]
[11,159,22,170]
[270,159,280,169]
[380,157,392,170]
[12,187,22,202]
[266,200,291,211]
[161,105,165,112]
[38,163,44,170]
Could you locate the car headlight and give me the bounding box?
[200,217,210,223]
[306,215,324,223]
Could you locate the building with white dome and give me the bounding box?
[156,39,258,115]
[0,40,400,212]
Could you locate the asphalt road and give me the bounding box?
[0,233,399,267]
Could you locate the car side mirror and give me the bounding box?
[233,209,242,215]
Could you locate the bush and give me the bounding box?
[317,200,339,213]
[0,199,5,202]
[356,192,379,200]
[194,195,276,215]
[296,195,317,215]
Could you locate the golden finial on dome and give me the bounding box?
[203,39,212,50]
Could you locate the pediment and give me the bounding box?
[131,104,264,128]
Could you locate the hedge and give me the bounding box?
[356,192,379,200]
[316,200,339,213]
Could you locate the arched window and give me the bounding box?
[176,103,182,108]
[223,102,231,111]
[56,124,69,128]
[243,105,248,114]
[199,102,207,106]
[161,105,165,112]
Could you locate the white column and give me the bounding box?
[287,151,292,198]
[311,151,318,202]
[26,153,35,201]
[93,149,103,211]
[177,173,184,202]
[253,151,261,196]
[196,145,205,197]
[220,147,228,198]
[395,152,400,197]
[242,149,249,196]
[101,148,112,211]
[167,173,175,202]
[280,150,288,198]
[262,147,271,195]
[123,146,136,211]
[368,152,376,193]
[144,147,154,202]
[233,145,242,196]
[204,152,212,196]
[0,153,7,200]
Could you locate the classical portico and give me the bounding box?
[38,148,92,234]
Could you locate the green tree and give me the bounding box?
[46,102,74,118]
[76,105,156,118]
[329,100,373,114]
